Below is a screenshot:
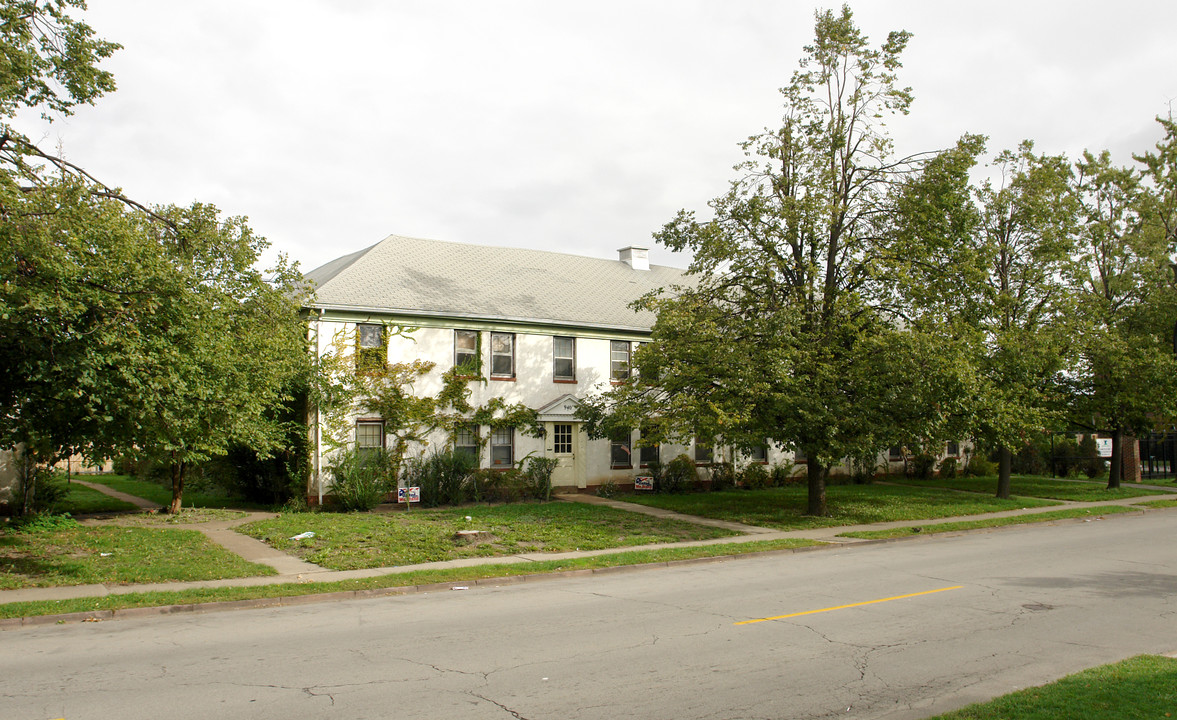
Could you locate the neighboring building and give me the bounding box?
[302,234,963,497]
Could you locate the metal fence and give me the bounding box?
[1139,432,1176,479]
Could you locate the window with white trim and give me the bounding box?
[490,332,515,379]
[454,424,479,463]
[553,336,575,381]
[455,330,478,371]
[490,427,514,467]
[356,420,384,456]
[694,441,713,465]
[610,340,631,381]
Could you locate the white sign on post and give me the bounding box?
[1096,439,1113,458]
[397,487,422,503]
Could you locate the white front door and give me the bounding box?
[547,422,581,488]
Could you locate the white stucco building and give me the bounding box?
[303,234,711,495]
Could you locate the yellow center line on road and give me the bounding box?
[735,585,964,626]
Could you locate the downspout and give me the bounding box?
[314,307,324,507]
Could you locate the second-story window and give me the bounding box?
[356,323,385,372]
[455,330,478,372]
[610,340,631,381]
[553,336,575,381]
[490,332,515,379]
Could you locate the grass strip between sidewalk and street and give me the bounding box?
[924,654,1177,719]
[0,537,822,620]
[837,505,1137,539]
[1136,498,1177,509]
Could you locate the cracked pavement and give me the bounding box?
[2,510,1175,719]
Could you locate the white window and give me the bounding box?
[553,336,575,381]
[749,444,767,463]
[694,441,713,465]
[610,340,631,381]
[491,332,515,379]
[491,427,514,467]
[455,330,478,370]
[356,420,384,455]
[454,424,479,463]
[946,441,960,456]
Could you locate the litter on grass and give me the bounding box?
[289,531,316,540]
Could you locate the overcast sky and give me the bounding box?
[14,1,1177,273]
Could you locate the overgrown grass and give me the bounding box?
[59,483,139,514]
[238,501,739,570]
[927,654,1177,719]
[891,474,1168,501]
[85,474,268,510]
[1136,498,1177,509]
[619,484,1060,530]
[0,537,821,619]
[838,506,1136,539]
[0,521,276,589]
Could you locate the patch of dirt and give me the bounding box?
[99,508,249,526]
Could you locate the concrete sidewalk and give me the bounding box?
[3,481,1175,610]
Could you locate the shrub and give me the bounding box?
[407,449,477,507]
[848,454,877,484]
[326,448,394,511]
[908,453,936,480]
[522,455,558,501]
[471,468,525,503]
[938,456,958,478]
[771,461,799,486]
[964,453,996,477]
[14,467,70,516]
[710,461,736,491]
[1046,437,1079,477]
[740,463,772,490]
[1078,434,1106,478]
[596,479,619,498]
[661,454,697,494]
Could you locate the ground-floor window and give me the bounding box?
[454,424,479,463]
[356,420,385,454]
[491,427,514,467]
[611,437,632,469]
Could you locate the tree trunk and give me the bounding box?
[168,457,186,514]
[996,445,1012,499]
[1107,428,1122,490]
[806,460,827,517]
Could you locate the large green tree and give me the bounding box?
[583,6,950,516]
[1,1,309,514]
[1068,147,1177,488]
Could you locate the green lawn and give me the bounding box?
[59,482,139,514]
[238,501,740,570]
[85,474,268,510]
[0,537,822,619]
[838,505,1136,539]
[927,655,1177,719]
[891,474,1168,501]
[0,518,276,589]
[618,484,1060,530]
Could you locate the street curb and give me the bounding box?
[0,504,1164,631]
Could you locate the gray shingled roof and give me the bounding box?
[304,234,688,332]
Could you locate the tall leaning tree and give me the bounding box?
[584,6,948,516]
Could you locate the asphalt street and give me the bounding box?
[4,510,1175,720]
